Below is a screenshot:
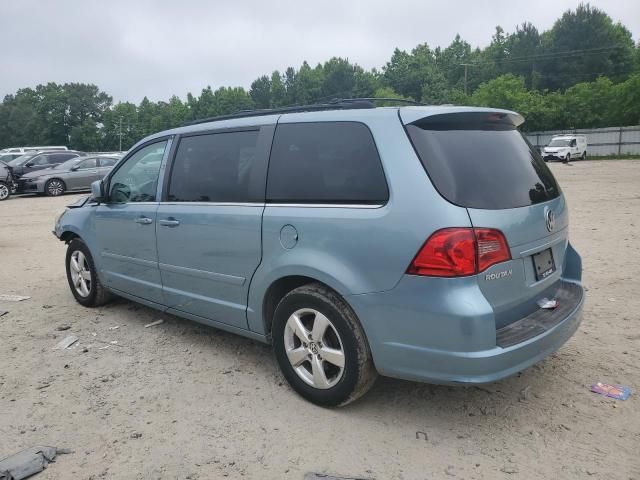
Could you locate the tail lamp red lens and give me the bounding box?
[407,228,511,277]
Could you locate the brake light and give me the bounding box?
[407,228,510,277]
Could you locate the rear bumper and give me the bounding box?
[347,245,584,385]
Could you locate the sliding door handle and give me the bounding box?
[159,218,180,227]
[135,216,153,225]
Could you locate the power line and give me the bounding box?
[461,44,628,67]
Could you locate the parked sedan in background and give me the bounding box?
[9,151,84,191]
[20,154,121,196]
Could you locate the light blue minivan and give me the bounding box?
[54,100,584,406]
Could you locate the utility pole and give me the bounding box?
[118,116,123,151]
[460,64,472,96]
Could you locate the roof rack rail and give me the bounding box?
[183,97,425,126]
[330,97,425,106]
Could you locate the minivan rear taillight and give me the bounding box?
[407,228,511,277]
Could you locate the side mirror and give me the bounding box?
[25,162,34,168]
[91,180,106,203]
[70,165,79,171]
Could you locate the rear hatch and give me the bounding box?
[402,108,569,329]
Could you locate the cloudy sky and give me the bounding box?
[1,0,638,103]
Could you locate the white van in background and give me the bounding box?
[542,135,587,162]
[0,146,68,154]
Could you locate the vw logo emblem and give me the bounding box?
[544,207,556,232]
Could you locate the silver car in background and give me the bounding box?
[20,154,122,196]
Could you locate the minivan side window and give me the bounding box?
[108,140,167,203]
[167,130,260,203]
[266,122,388,204]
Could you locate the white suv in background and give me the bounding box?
[542,135,587,162]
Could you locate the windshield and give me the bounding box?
[406,118,560,209]
[8,153,37,166]
[548,139,571,147]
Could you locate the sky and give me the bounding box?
[1,0,638,103]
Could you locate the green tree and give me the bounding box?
[539,3,636,89]
[270,71,287,107]
[250,75,272,108]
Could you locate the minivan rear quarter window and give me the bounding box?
[267,122,388,204]
[168,130,260,203]
[406,115,560,209]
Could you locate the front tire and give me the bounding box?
[46,178,66,196]
[581,151,587,160]
[272,283,377,407]
[0,181,10,201]
[65,238,112,307]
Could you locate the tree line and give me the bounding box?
[1,3,638,151]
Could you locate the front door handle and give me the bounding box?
[159,218,180,227]
[135,216,153,225]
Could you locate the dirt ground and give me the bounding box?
[0,160,639,480]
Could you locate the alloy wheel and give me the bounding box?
[69,250,92,297]
[283,308,345,389]
[0,183,9,200]
[48,180,64,196]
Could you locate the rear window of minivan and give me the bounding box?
[406,115,560,209]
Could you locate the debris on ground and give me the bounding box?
[304,474,372,480]
[0,446,71,480]
[537,298,558,309]
[0,310,8,317]
[53,335,78,350]
[590,382,631,400]
[519,385,531,402]
[108,325,119,330]
[0,294,31,302]
[55,325,71,331]
[144,319,164,328]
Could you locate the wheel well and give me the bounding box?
[59,231,79,243]
[263,275,334,335]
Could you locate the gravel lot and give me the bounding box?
[1,160,639,480]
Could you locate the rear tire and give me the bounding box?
[0,181,10,201]
[45,178,66,196]
[65,238,112,307]
[272,283,377,407]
